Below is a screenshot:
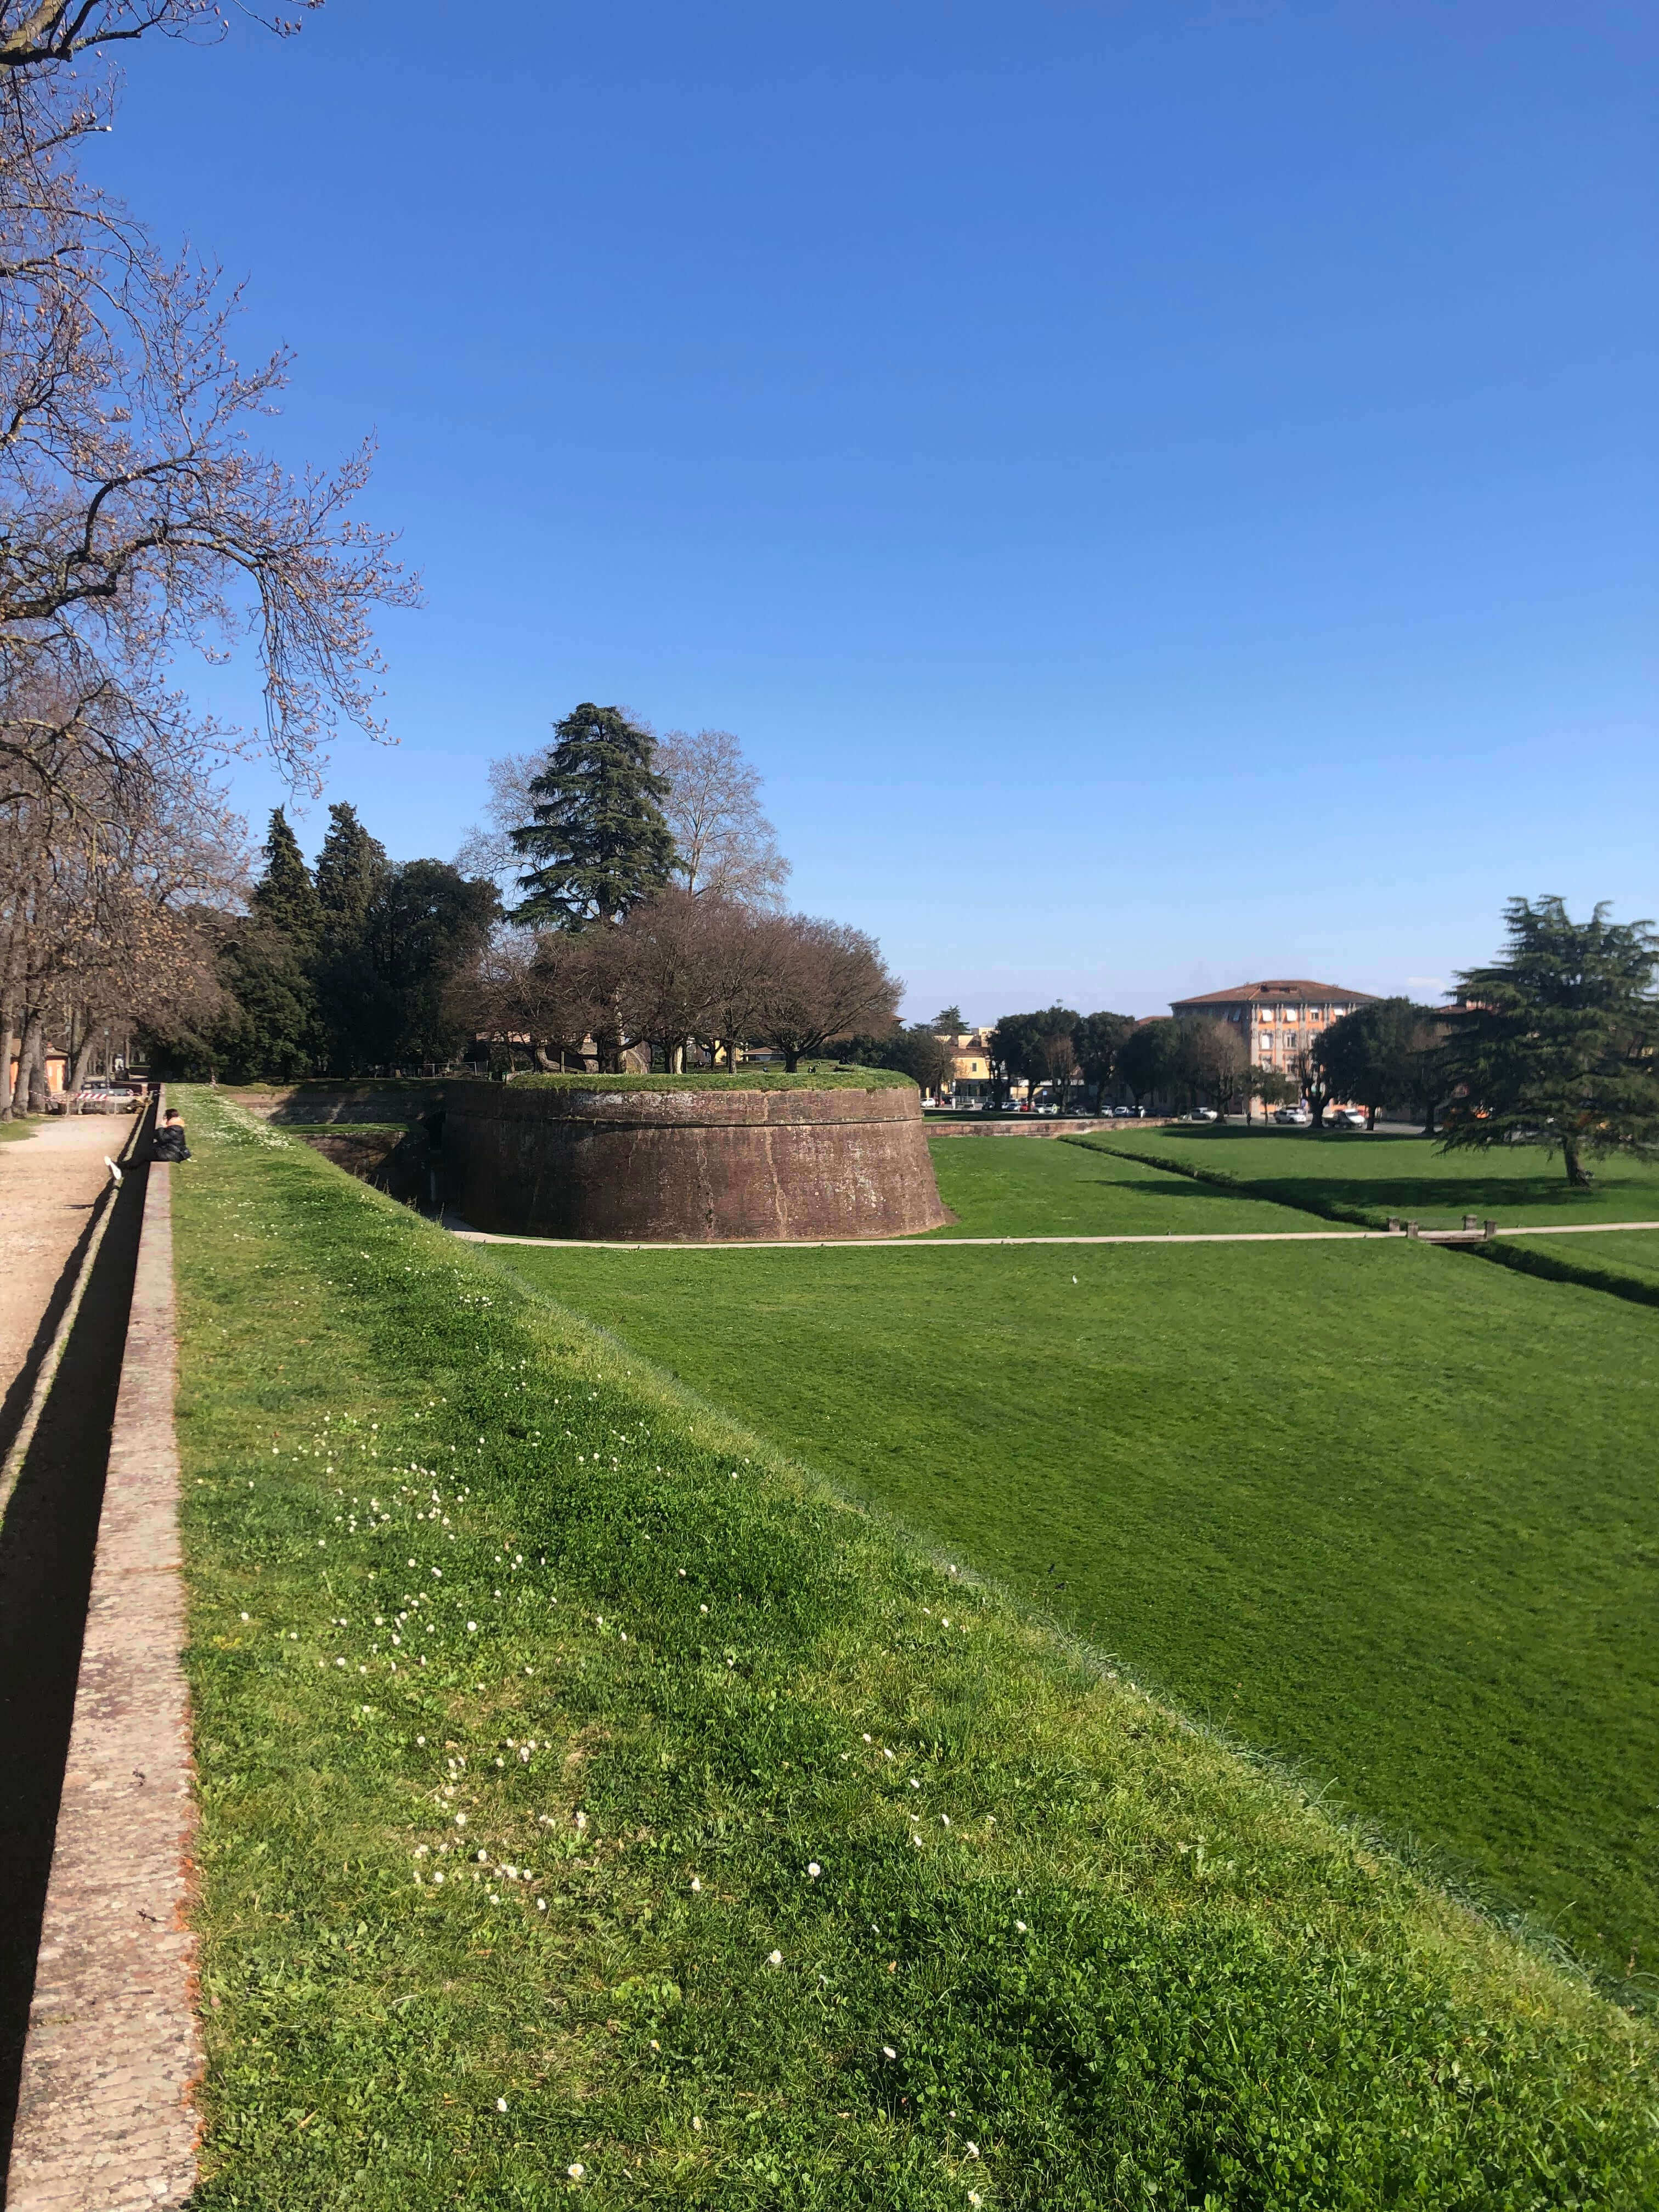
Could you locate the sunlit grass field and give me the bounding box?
[923,1133,1333,1238]
[1082,1124,1659,1232]
[168,1091,1659,2207]
[492,1142,1659,1980]
[1506,1228,1659,1290]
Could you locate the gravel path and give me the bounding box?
[0,1118,131,1448]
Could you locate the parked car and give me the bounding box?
[1184,1107,1219,1122]
[1111,1104,1137,1118]
[1327,1108,1367,1130]
[1273,1105,1311,1126]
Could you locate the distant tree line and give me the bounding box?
[148,804,499,1080]
[148,703,900,1081]
[972,901,1659,1192]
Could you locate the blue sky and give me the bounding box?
[106,0,1654,1019]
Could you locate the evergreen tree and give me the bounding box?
[215,806,321,1076]
[314,803,391,1071]
[315,802,390,928]
[1073,1010,1136,1107]
[249,806,321,944]
[1116,1018,1177,1108]
[359,861,500,1068]
[509,703,675,929]
[215,926,318,1080]
[991,1006,1082,1104]
[1441,897,1659,1186]
[1314,997,1443,1130]
[880,1024,956,1096]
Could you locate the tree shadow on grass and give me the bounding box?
[1086,1132,1635,1224]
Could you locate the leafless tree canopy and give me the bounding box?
[0,2,318,72]
[455,895,900,1077]
[1,686,245,1108]
[453,749,543,890]
[0,0,413,1105]
[656,727,790,906]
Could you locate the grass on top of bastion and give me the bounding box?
[168,1088,1658,2210]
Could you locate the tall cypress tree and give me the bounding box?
[315,802,390,929]
[509,703,675,929]
[314,803,391,1073]
[250,807,322,944]
[204,807,320,1077]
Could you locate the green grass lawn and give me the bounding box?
[924,1135,1337,1238]
[167,1090,1659,2207]
[1084,1126,1659,1232]
[0,1116,36,1141]
[1510,1229,1659,1286]
[493,1229,1659,1982]
[1487,1229,1659,1307]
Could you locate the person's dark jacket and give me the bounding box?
[151,1123,191,1163]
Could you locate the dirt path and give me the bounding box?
[0,1118,132,1448]
[446,1219,1659,1253]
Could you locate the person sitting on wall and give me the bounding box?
[151,1108,191,1163]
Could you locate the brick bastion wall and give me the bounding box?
[445,1081,950,1242]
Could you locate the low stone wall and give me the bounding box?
[447,1082,949,1242]
[924,1115,1176,1138]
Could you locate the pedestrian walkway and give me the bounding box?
[0,1118,129,1455]
[445,1217,1659,1253]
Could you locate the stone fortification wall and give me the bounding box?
[447,1081,949,1242]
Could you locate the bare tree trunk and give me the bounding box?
[0,919,24,1116]
[1562,1133,1592,1187]
[18,1011,46,1113]
[69,1029,100,1098]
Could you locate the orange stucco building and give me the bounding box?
[1169,978,1376,1104]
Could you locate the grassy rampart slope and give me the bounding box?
[494,1233,1659,1976]
[171,1092,1657,2207]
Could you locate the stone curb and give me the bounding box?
[5,1130,201,2212]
